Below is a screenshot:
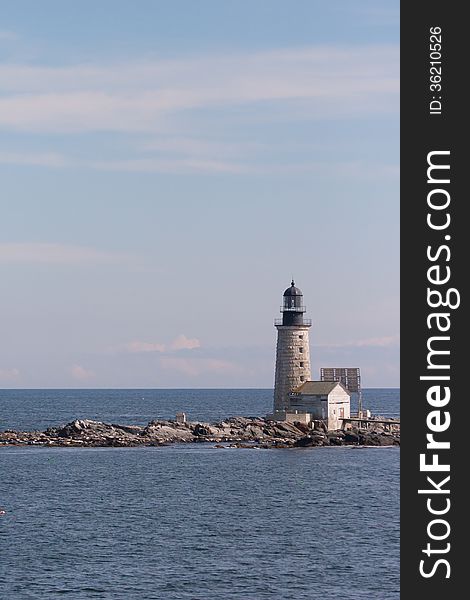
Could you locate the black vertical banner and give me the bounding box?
[401,2,466,598]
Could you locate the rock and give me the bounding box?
[0,415,400,449]
[293,436,324,447]
[328,436,343,446]
[313,421,328,433]
[111,424,144,435]
[344,432,360,444]
[292,422,310,434]
[327,429,345,438]
[193,424,211,437]
[359,432,399,446]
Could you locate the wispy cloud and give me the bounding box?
[0,243,127,265]
[70,364,95,380]
[0,367,20,382]
[121,341,166,354]
[89,157,398,177]
[0,45,398,134]
[351,335,399,348]
[0,150,398,178]
[140,137,265,158]
[159,357,241,377]
[113,334,201,355]
[0,151,68,167]
[170,334,201,351]
[0,45,398,176]
[92,157,249,175]
[316,335,399,350]
[0,30,18,41]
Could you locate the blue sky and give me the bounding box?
[0,0,399,388]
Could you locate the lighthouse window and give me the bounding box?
[300,376,305,382]
[299,335,304,339]
[299,347,303,353]
[300,362,304,367]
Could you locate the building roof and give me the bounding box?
[283,280,303,297]
[291,381,350,396]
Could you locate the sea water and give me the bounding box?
[0,389,399,599]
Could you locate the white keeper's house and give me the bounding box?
[289,381,351,431]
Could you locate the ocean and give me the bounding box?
[0,389,399,599]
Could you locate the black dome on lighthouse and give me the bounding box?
[283,280,302,297]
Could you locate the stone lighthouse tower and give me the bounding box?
[273,280,312,413]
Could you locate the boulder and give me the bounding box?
[193,424,211,437]
[359,432,396,446]
[344,432,360,444]
[293,422,310,434]
[293,436,323,447]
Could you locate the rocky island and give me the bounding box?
[0,416,400,449]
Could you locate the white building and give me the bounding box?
[289,381,351,430]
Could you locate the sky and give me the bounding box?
[0,0,399,388]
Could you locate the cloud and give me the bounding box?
[170,334,201,351]
[121,341,166,354]
[351,335,400,348]
[0,151,398,178]
[0,30,18,41]
[0,367,20,382]
[0,243,127,265]
[92,157,249,175]
[288,161,399,181]
[0,45,398,176]
[0,151,68,167]
[0,45,398,134]
[89,157,398,178]
[159,357,241,377]
[70,364,95,380]
[140,137,264,159]
[112,334,200,354]
[316,335,399,349]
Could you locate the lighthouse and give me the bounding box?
[273,280,312,413]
